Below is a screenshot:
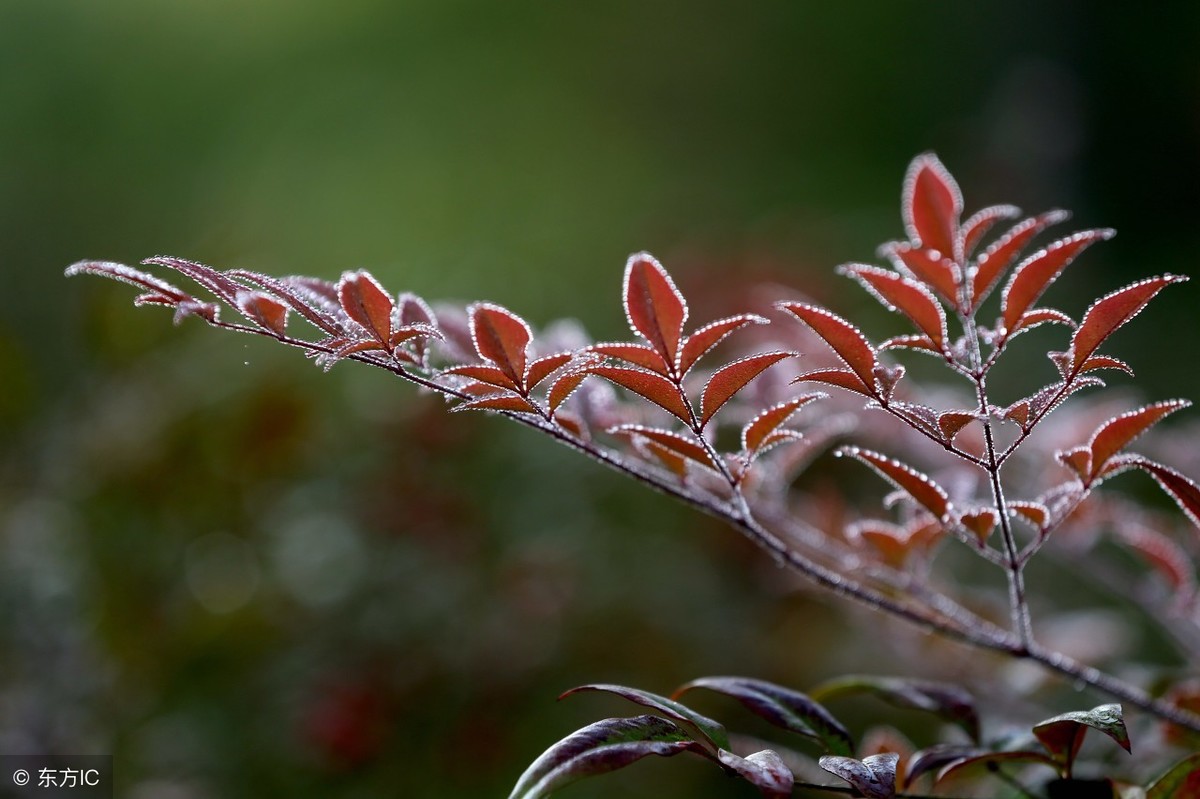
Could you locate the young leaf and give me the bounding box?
[586,366,691,423]
[791,368,875,396]
[1078,355,1132,376]
[1086,400,1190,481]
[679,314,768,376]
[674,676,854,756]
[610,426,716,469]
[525,352,574,390]
[231,270,343,334]
[837,448,952,522]
[741,395,825,454]
[958,203,1020,259]
[1009,501,1050,530]
[507,715,704,799]
[971,210,1069,309]
[811,675,979,743]
[590,342,670,375]
[879,334,940,355]
[1032,703,1130,775]
[1070,275,1188,373]
[144,255,248,308]
[1146,753,1200,799]
[233,291,289,336]
[547,370,590,415]
[1010,308,1075,337]
[700,352,795,428]
[717,749,794,799]
[937,411,978,445]
[66,260,193,304]
[624,252,688,368]
[960,509,998,545]
[560,684,731,751]
[777,303,877,393]
[338,270,394,343]
[1000,229,1114,335]
[469,302,533,384]
[818,753,898,799]
[454,393,539,414]
[881,244,960,308]
[840,265,948,349]
[442,364,522,392]
[1128,459,1200,531]
[903,153,961,260]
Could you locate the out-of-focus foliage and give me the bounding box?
[3,2,1199,797]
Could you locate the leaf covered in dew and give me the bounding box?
[971,209,1069,310]
[232,269,343,334]
[700,352,795,428]
[1032,704,1130,774]
[902,153,962,261]
[1070,275,1188,373]
[454,393,539,414]
[1128,458,1200,531]
[609,425,715,469]
[880,243,961,309]
[1010,307,1076,338]
[143,255,248,308]
[1000,229,1114,335]
[847,518,943,569]
[811,675,979,743]
[837,448,951,522]
[840,265,948,350]
[878,333,941,355]
[937,410,978,445]
[524,352,574,390]
[547,369,590,415]
[959,508,998,544]
[679,314,768,376]
[66,260,194,304]
[958,203,1021,260]
[586,365,691,423]
[818,753,899,799]
[1146,753,1200,799]
[674,676,854,756]
[777,303,877,394]
[507,715,704,799]
[1078,354,1132,376]
[469,302,533,384]
[442,364,522,392]
[338,269,394,343]
[1085,400,1191,481]
[741,394,825,454]
[560,684,730,751]
[1009,501,1050,530]
[589,341,670,375]
[792,368,876,397]
[623,252,688,368]
[717,749,794,799]
[234,290,289,336]
[1119,524,1196,595]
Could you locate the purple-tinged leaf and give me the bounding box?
[837,448,952,522]
[674,676,853,756]
[624,252,688,368]
[470,302,533,384]
[230,270,343,334]
[587,366,691,423]
[66,260,192,303]
[700,352,795,428]
[841,265,948,349]
[507,715,705,799]
[741,395,825,454]
[935,750,1058,784]
[848,518,943,569]
[679,314,769,375]
[1086,400,1190,481]
[453,393,539,414]
[1000,229,1114,335]
[235,291,289,336]
[1071,275,1188,373]
[971,210,1069,309]
[589,342,671,375]
[396,292,438,363]
[819,753,898,799]
[1056,445,1092,480]
[1146,753,1200,799]
[609,426,716,469]
[337,270,394,344]
[553,411,587,439]
[390,322,442,350]
[1032,703,1130,775]
[811,675,979,743]
[525,352,574,391]
[777,303,877,393]
[560,684,730,750]
[903,153,961,261]
[718,749,794,799]
[143,255,246,307]
[1128,459,1200,531]
[958,204,1021,259]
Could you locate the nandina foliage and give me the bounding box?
[68,154,1200,795]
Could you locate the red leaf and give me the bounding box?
[1000,229,1114,334]
[469,302,532,384]
[1087,400,1190,480]
[700,352,795,428]
[970,210,1069,309]
[839,447,951,521]
[1071,275,1188,372]
[1119,525,1195,594]
[1056,446,1092,480]
[678,314,768,375]
[231,270,342,334]
[589,342,670,375]
[453,393,539,414]
[1009,501,1049,529]
[791,368,874,396]
[587,366,691,422]
[338,270,394,343]
[1011,308,1075,336]
[1079,355,1132,376]
[397,292,436,326]
[879,334,941,354]
[548,370,590,414]
[640,440,689,477]
[144,255,247,308]
[623,252,688,368]
[958,204,1020,259]
[881,243,961,308]
[742,394,824,454]
[610,425,715,468]
[235,291,289,336]
[525,352,574,390]
[960,509,998,544]
[841,265,947,349]
[66,260,193,303]
[937,411,978,445]
[777,303,877,392]
[849,519,942,568]
[1129,459,1200,531]
[442,364,521,392]
[903,153,962,260]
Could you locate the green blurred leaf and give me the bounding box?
[1146,753,1200,799]
[674,676,853,756]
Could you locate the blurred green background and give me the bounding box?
[3,1,1198,796]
